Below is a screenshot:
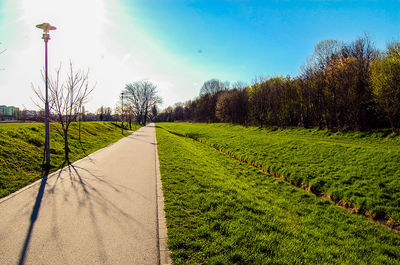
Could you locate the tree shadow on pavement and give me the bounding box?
[18,159,149,264]
[126,135,157,145]
[18,160,70,265]
[18,167,49,265]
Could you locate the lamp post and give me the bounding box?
[121,92,124,134]
[36,23,56,170]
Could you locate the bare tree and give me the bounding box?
[200,78,228,95]
[33,62,95,163]
[122,105,135,129]
[173,102,184,121]
[96,106,112,121]
[124,80,162,125]
[150,105,158,122]
[231,81,247,91]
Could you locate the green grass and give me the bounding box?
[156,125,400,264]
[158,123,400,225]
[0,121,139,198]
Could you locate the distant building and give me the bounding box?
[0,105,19,120]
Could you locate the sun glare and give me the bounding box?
[18,0,109,65]
[2,0,207,110]
[19,0,107,33]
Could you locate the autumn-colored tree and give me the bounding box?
[371,41,400,131]
[156,36,400,132]
[216,89,249,124]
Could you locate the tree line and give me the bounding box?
[157,36,400,132]
[32,60,162,163]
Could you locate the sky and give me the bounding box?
[0,0,399,112]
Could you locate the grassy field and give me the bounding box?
[0,121,138,198]
[158,123,400,226]
[156,125,400,264]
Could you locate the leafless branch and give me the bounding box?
[32,61,95,162]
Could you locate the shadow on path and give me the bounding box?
[127,135,157,145]
[17,127,153,264]
[18,167,49,265]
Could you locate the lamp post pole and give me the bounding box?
[36,23,56,170]
[44,33,50,169]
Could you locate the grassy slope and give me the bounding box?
[0,122,138,198]
[159,123,400,224]
[156,125,400,264]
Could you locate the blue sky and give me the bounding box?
[127,0,400,79]
[0,0,399,111]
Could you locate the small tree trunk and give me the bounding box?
[139,113,143,125]
[143,108,148,125]
[78,118,81,142]
[64,129,69,163]
[389,116,399,133]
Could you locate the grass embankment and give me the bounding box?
[156,125,400,264]
[159,123,400,226]
[0,121,138,198]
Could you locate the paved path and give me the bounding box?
[0,124,165,265]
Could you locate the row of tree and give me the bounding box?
[32,61,163,163]
[17,106,125,123]
[157,36,400,132]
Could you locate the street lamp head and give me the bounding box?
[36,23,56,33]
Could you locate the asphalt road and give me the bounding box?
[0,124,160,265]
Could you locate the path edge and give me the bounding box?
[154,125,172,265]
[0,130,134,205]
